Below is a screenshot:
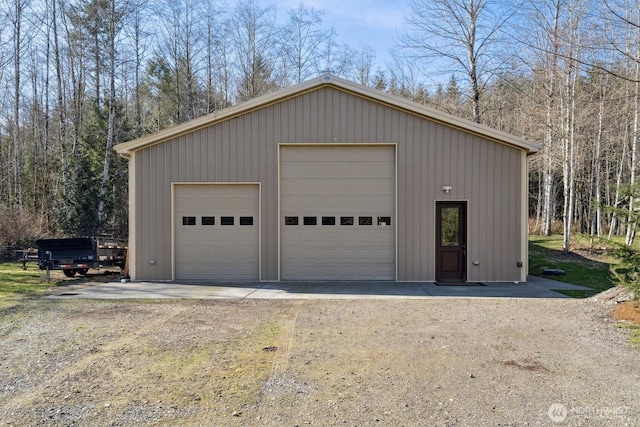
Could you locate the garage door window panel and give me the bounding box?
[182,216,196,226]
[378,216,391,226]
[221,216,235,225]
[341,217,354,225]
[285,216,299,225]
[322,216,336,225]
[202,216,215,226]
[240,216,254,226]
[303,216,317,225]
[359,216,373,226]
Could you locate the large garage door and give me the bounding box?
[174,184,259,281]
[280,145,395,280]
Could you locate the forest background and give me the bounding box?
[1,0,640,253]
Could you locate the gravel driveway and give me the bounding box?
[0,290,638,426]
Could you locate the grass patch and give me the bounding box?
[614,323,640,349]
[632,330,640,348]
[529,234,616,295]
[0,262,62,309]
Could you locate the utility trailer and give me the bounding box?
[36,237,127,277]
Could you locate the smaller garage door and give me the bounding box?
[174,184,259,280]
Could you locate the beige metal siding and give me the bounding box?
[173,184,259,280]
[132,86,525,282]
[280,145,395,280]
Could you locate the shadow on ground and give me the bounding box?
[47,275,593,300]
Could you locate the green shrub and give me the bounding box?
[610,243,640,299]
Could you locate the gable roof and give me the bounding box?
[114,74,540,157]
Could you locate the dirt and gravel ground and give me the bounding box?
[0,282,639,426]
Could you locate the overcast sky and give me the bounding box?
[275,0,411,66]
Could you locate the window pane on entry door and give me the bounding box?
[441,207,459,246]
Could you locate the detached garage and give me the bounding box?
[115,74,539,283]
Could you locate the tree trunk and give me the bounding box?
[542,147,554,235]
[133,9,142,132]
[53,0,68,198]
[562,93,571,251]
[12,0,23,209]
[541,1,562,236]
[206,14,213,113]
[562,61,577,253]
[625,77,639,246]
[41,1,51,226]
[467,4,481,124]
[97,1,117,224]
[592,100,603,237]
[609,143,626,239]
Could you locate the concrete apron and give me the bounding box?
[46,275,592,300]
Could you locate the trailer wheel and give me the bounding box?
[63,269,76,278]
[78,269,89,276]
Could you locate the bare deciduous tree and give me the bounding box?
[316,31,352,77]
[282,4,330,84]
[232,0,280,102]
[400,0,519,123]
[6,0,29,209]
[352,44,376,86]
